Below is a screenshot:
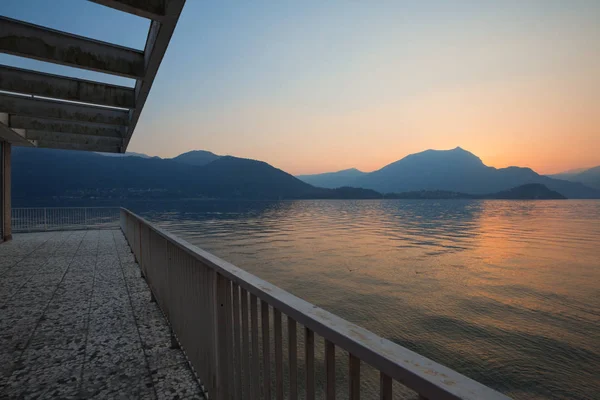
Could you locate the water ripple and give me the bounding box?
[132,199,600,399]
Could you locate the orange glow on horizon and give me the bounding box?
[126,1,600,176]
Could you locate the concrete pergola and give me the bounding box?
[0,0,185,241]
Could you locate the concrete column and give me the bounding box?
[2,142,11,241]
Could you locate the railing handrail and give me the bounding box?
[12,207,120,233]
[120,207,509,400]
[12,206,120,210]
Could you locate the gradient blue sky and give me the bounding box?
[2,0,599,174]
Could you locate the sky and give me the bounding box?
[2,0,599,175]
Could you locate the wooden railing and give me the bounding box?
[120,208,510,400]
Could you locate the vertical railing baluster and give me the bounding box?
[241,288,250,398]
[250,294,260,400]
[305,327,315,400]
[261,301,271,399]
[225,278,234,396]
[288,318,297,400]
[207,264,216,394]
[232,283,242,400]
[201,263,210,392]
[349,354,361,400]
[215,273,230,400]
[380,372,392,400]
[325,340,335,400]
[274,309,283,400]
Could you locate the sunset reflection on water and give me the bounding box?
[135,199,600,399]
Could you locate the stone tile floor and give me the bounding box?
[0,230,205,399]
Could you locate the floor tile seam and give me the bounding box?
[16,231,89,359]
[112,229,159,400]
[1,232,87,397]
[0,231,63,279]
[113,230,206,399]
[0,231,78,308]
[81,369,147,399]
[77,230,102,391]
[152,360,191,373]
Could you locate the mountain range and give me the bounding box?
[297,147,599,199]
[11,148,380,203]
[549,166,600,190]
[11,146,600,203]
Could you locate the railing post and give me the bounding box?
[349,354,361,400]
[213,272,231,400]
[305,327,315,400]
[380,372,392,400]
[138,221,142,266]
[84,208,88,229]
[170,328,180,350]
[288,318,298,400]
[44,208,47,231]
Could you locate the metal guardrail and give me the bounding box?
[120,208,509,400]
[12,207,120,232]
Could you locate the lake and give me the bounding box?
[130,199,600,399]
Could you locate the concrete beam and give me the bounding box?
[88,0,166,21]
[0,16,145,78]
[0,119,34,146]
[0,66,136,108]
[2,141,12,241]
[9,115,125,138]
[124,0,185,150]
[26,130,123,147]
[0,93,129,126]
[34,139,120,153]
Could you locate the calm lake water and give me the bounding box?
[131,200,599,399]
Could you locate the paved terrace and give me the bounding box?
[0,230,204,399]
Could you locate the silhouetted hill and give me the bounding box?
[385,190,475,199]
[13,148,198,200]
[188,156,316,199]
[308,186,382,199]
[303,147,599,198]
[11,148,378,202]
[482,183,566,200]
[385,184,565,200]
[171,150,221,166]
[297,168,366,188]
[11,147,595,202]
[549,166,600,190]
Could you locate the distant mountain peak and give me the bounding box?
[171,150,221,166]
[180,149,218,155]
[334,167,364,174]
[392,146,484,167]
